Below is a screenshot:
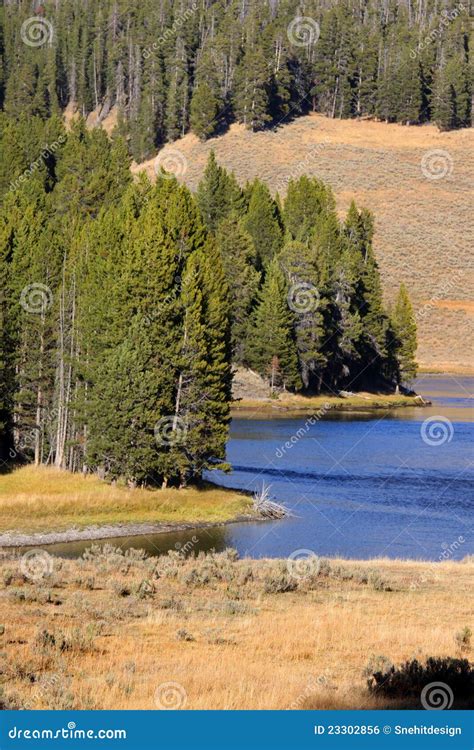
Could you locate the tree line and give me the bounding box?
[0,114,417,485]
[0,0,471,162]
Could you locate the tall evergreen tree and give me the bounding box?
[243,179,282,268]
[216,213,260,362]
[246,257,300,391]
[391,283,418,387]
[196,152,243,232]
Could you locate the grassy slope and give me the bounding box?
[0,466,252,533]
[1,549,472,709]
[133,114,474,374]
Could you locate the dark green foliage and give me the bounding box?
[197,152,244,233]
[1,0,469,151]
[190,82,221,141]
[246,257,300,391]
[0,125,417,481]
[215,214,260,362]
[391,284,418,386]
[279,240,326,390]
[368,657,474,709]
[243,180,282,268]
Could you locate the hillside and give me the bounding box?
[133,115,474,374]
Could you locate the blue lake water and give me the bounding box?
[37,375,473,562]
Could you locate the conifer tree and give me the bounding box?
[279,240,327,391]
[216,213,260,361]
[391,283,418,386]
[243,180,282,268]
[283,176,336,242]
[234,46,271,131]
[196,152,243,232]
[190,81,220,141]
[246,257,300,391]
[345,202,389,385]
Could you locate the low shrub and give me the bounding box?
[367,657,474,708]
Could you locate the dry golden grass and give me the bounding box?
[133,115,474,374]
[1,548,472,710]
[0,466,251,533]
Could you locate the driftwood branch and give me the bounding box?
[253,483,289,519]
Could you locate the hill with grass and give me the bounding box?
[134,114,474,374]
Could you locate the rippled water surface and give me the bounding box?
[43,375,473,561]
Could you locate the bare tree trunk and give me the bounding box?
[34,315,45,465]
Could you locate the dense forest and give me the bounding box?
[0,0,472,161]
[0,113,417,484]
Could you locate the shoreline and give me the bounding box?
[0,513,263,549]
[231,393,428,417]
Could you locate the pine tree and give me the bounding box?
[234,46,271,131]
[196,152,243,232]
[279,240,326,391]
[243,180,282,268]
[391,283,418,387]
[216,213,260,361]
[0,212,13,461]
[283,176,335,242]
[345,202,389,386]
[246,257,300,391]
[190,81,220,141]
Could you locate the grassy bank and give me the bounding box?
[0,466,252,534]
[232,392,424,417]
[0,547,472,710]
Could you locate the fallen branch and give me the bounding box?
[253,483,290,519]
